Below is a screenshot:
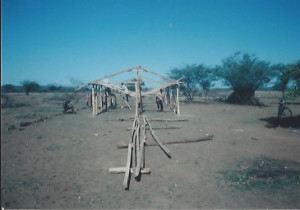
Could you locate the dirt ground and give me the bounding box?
[1,90,300,209]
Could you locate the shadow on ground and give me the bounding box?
[260,115,300,128]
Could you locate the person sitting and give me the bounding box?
[63,100,75,114]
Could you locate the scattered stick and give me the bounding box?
[126,126,181,131]
[145,117,171,158]
[117,134,214,149]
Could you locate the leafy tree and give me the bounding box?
[286,61,300,99]
[217,52,272,105]
[168,65,197,100]
[193,64,215,101]
[2,84,17,93]
[48,85,62,92]
[272,61,300,99]
[168,64,215,101]
[21,80,41,95]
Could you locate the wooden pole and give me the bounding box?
[126,126,181,131]
[142,116,147,168]
[117,134,214,149]
[75,66,137,91]
[92,85,95,116]
[136,120,145,177]
[105,88,108,111]
[135,82,139,116]
[123,143,133,189]
[109,167,150,174]
[95,85,98,115]
[99,85,103,112]
[145,117,171,158]
[176,85,180,116]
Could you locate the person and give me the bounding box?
[63,100,75,114]
[121,83,129,102]
[85,90,91,107]
[156,89,164,112]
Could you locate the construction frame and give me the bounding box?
[76,66,186,189]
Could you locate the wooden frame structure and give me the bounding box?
[76,66,185,189]
[76,66,183,116]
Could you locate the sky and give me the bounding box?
[2,0,300,87]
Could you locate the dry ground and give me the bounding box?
[1,91,300,209]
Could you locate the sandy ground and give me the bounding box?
[1,91,300,209]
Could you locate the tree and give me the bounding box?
[193,64,215,101]
[168,64,215,101]
[272,61,300,99]
[2,84,17,93]
[217,52,272,105]
[168,65,197,100]
[286,61,300,99]
[48,85,62,92]
[21,80,41,95]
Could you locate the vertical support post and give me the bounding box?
[135,82,139,116]
[99,85,103,112]
[176,85,180,116]
[95,85,98,115]
[92,85,95,116]
[105,87,108,111]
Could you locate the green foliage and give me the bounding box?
[218,52,272,91]
[48,85,62,92]
[2,84,17,93]
[272,60,300,99]
[168,64,215,100]
[21,80,41,95]
[217,52,272,104]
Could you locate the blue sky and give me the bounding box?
[2,0,300,86]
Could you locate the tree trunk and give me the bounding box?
[226,88,259,105]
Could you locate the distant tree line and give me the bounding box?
[1,80,75,95]
[168,52,300,105]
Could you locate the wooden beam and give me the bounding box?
[139,66,173,81]
[135,122,143,177]
[123,98,131,109]
[142,78,183,96]
[145,117,171,158]
[75,66,137,91]
[123,143,133,189]
[117,134,214,149]
[149,118,188,122]
[109,167,151,174]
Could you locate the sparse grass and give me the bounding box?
[221,157,300,192]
